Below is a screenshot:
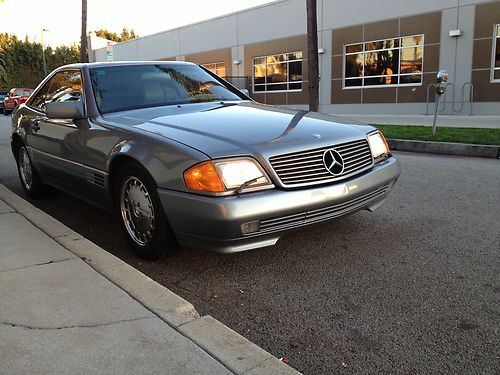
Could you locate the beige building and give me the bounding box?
[91,0,500,115]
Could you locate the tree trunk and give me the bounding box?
[306,0,319,112]
[80,0,88,63]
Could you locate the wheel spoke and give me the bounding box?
[120,176,155,246]
[19,148,33,190]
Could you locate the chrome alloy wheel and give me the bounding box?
[120,176,155,246]
[19,147,33,190]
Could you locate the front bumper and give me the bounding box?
[158,156,400,253]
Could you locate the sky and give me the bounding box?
[0,0,277,47]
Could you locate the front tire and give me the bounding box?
[115,162,175,260]
[17,145,45,198]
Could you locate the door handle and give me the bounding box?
[30,119,41,131]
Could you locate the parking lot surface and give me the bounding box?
[1,115,498,374]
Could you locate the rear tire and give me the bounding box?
[115,162,176,260]
[16,145,45,198]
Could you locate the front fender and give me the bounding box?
[107,136,209,192]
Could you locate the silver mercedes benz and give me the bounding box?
[11,61,400,259]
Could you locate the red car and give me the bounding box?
[3,88,34,115]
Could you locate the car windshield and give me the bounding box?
[15,89,32,96]
[89,64,245,114]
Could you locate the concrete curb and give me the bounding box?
[387,139,500,159]
[0,184,300,375]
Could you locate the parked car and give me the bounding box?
[0,92,6,114]
[11,62,400,259]
[3,87,34,115]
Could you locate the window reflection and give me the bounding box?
[401,35,424,47]
[254,64,266,85]
[252,51,303,92]
[30,70,82,109]
[346,44,362,54]
[345,54,363,78]
[203,62,226,78]
[344,34,424,88]
[401,46,423,75]
[267,63,287,83]
[364,50,399,77]
[365,39,399,51]
[496,39,500,68]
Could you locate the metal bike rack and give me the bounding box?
[425,82,454,115]
[426,82,474,116]
[439,83,455,114]
[425,84,437,115]
[453,82,474,116]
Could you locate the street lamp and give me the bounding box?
[41,28,49,76]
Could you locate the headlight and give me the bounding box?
[184,158,272,194]
[367,131,390,160]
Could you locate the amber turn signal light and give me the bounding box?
[184,161,225,193]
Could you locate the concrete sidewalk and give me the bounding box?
[0,184,298,375]
[336,114,500,128]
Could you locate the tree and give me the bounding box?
[80,0,88,63]
[94,27,138,42]
[0,33,79,89]
[119,27,138,41]
[306,0,319,112]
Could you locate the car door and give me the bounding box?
[24,69,88,192]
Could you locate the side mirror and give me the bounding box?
[45,101,84,119]
[239,88,250,97]
[436,70,448,84]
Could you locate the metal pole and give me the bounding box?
[306,0,319,112]
[432,95,440,136]
[41,28,48,76]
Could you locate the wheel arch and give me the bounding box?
[11,132,24,161]
[108,154,148,202]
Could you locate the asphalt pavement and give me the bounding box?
[1,115,499,374]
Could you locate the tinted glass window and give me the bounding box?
[252,51,303,93]
[203,62,226,78]
[89,64,244,114]
[30,70,82,110]
[344,34,424,88]
[492,24,499,81]
[30,82,51,109]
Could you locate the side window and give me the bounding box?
[30,70,82,111]
[30,81,51,109]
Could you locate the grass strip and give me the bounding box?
[373,125,500,146]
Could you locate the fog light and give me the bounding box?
[241,220,260,234]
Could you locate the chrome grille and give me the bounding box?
[269,139,373,187]
[259,184,389,233]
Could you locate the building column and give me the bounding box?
[319,30,332,112]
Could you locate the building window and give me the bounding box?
[253,52,303,93]
[493,24,500,82]
[204,62,226,78]
[344,35,424,88]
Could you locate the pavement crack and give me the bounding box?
[0,316,155,330]
[0,257,76,273]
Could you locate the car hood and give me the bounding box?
[103,102,375,159]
